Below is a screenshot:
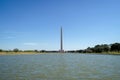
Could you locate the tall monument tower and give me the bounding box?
[60,27,64,53]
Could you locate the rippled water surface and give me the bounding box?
[0,53,120,80]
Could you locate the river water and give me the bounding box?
[0,53,120,80]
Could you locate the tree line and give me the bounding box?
[0,42,120,54]
[68,43,120,53]
[0,48,58,53]
[76,43,120,53]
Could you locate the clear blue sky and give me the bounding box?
[0,0,120,50]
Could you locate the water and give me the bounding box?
[0,53,120,80]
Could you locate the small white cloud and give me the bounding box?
[23,42,37,46]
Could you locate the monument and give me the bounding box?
[60,27,64,53]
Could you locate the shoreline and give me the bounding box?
[0,52,120,55]
[0,52,44,55]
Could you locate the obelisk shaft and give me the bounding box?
[60,27,64,52]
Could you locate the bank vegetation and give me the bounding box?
[0,43,120,55]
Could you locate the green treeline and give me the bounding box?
[0,48,46,53]
[0,42,120,54]
[72,43,120,54]
[0,48,57,53]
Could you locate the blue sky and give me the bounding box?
[0,0,120,50]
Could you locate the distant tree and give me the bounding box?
[0,49,3,52]
[76,50,84,53]
[67,50,76,53]
[94,45,103,53]
[111,43,120,52]
[93,44,110,53]
[40,50,46,53]
[102,44,110,52]
[85,47,93,53]
[34,50,38,52]
[13,48,19,52]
